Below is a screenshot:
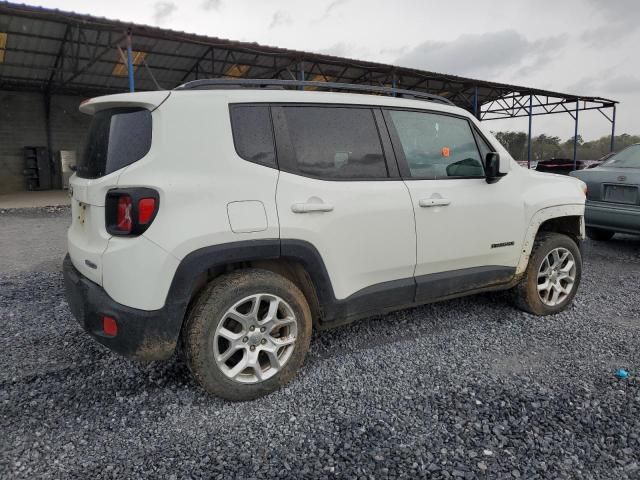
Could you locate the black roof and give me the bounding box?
[0,1,617,119]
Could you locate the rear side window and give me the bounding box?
[388,110,485,179]
[280,106,388,179]
[78,108,152,179]
[229,105,277,168]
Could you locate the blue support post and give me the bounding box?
[298,61,304,90]
[573,100,579,171]
[527,94,533,169]
[473,86,479,119]
[126,32,134,92]
[610,104,616,152]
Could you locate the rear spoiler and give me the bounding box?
[79,91,171,115]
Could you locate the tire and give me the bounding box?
[182,268,312,401]
[511,232,582,315]
[586,227,615,241]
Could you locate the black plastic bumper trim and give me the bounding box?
[63,254,180,361]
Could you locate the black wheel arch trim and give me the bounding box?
[65,238,520,361]
[166,239,518,331]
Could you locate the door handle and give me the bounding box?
[418,198,451,208]
[291,198,334,213]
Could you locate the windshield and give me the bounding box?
[603,144,640,168]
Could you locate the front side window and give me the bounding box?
[229,105,277,168]
[280,106,388,179]
[79,108,152,179]
[388,110,485,179]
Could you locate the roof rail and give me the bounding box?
[174,78,455,106]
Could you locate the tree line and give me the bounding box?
[491,132,640,161]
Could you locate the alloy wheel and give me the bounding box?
[213,294,298,384]
[537,247,577,306]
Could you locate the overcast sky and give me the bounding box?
[32,0,640,141]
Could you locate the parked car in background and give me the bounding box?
[591,151,616,166]
[536,158,590,175]
[516,160,538,170]
[570,144,640,240]
[535,152,615,174]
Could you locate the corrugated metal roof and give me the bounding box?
[0,1,616,118]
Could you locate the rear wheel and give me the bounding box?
[183,269,312,401]
[586,227,615,241]
[511,232,582,315]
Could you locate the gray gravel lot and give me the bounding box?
[1,208,639,479]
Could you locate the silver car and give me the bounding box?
[570,144,640,240]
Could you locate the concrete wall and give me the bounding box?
[0,90,91,194]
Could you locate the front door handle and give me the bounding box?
[419,197,451,208]
[291,197,334,213]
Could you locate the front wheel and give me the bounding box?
[511,232,582,315]
[182,269,312,401]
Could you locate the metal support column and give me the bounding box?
[610,104,616,152]
[43,92,52,154]
[298,61,304,90]
[126,31,134,92]
[527,94,533,169]
[573,100,579,171]
[392,72,397,97]
[473,86,479,120]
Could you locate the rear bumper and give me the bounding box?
[63,254,181,361]
[585,201,640,234]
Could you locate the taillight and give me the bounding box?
[116,196,133,233]
[138,198,156,224]
[106,188,159,236]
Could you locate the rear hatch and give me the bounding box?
[68,92,169,284]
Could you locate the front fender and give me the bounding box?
[516,204,585,275]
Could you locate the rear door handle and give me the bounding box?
[419,198,451,207]
[291,198,334,213]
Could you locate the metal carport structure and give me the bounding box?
[0,1,618,169]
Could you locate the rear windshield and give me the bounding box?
[604,144,640,168]
[77,107,152,179]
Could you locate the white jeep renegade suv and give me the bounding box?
[64,79,587,400]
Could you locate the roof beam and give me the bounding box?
[60,31,127,87]
[45,23,71,91]
[0,2,617,107]
[180,46,212,82]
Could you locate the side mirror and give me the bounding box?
[485,152,502,184]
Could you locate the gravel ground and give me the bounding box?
[1,208,639,479]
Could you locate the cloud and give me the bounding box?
[580,24,632,48]
[395,30,565,81]
[201,0,222,11]
[379,45,409,58]
[569,73,639,97]
[580,0,640,47]
[269,10,292,29]
[583,0,640,20]
[608,75,640,94]
[317,42,373,62]
[152,1,177,25]
[318,42,350,57]
[319,0,348,20]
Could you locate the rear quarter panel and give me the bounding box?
[115,91,281,260]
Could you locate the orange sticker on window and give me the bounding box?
[441,147,450,157]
